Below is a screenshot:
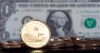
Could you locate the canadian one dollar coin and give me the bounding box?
[21,20,51,48]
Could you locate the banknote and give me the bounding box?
[0,0,100,42]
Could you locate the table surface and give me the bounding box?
[1,47,100,53]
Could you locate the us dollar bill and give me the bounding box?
[0,0,100,42]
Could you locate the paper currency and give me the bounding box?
[0,0,100,42]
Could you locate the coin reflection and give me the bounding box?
[30,50,44,53]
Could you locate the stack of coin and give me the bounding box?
[47,38,66,48]
[85,39,100,47]
[0,43,2,49]
[71,37,100,47]
[1,41,22,48]
[64,38,73,47]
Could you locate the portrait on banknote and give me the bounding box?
[46,10,77,38]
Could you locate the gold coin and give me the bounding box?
[21,20,51,48]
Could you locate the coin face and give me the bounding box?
[21,20,51,48]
